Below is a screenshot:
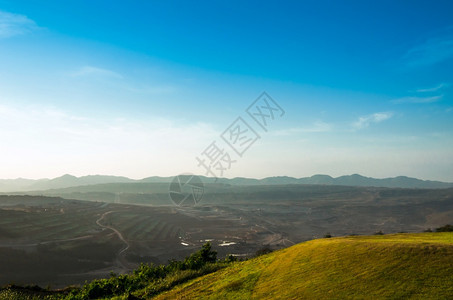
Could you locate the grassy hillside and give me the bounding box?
[1,233,452,299]
[156,233,453,299]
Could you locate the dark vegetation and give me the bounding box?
[423,225,453,233]
[0,242,236,299]
[72,242,226,299]
[253,245,273,257]
[435,224,453,232]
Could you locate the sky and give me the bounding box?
[0,1,452,181]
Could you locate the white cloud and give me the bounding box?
[0,103,217,179]
[404,28,453,67]
[304,121,332,132]
[416,82,450,93]
[271,121,332,136]
[68,66,180,96]
[392,95,443,104]
[352,112,393,129]
[397,82,447,105]
[71,66,123,79]
[125,85,177,95]
[0,10,38,38]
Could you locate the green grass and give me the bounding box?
[155,233,453,299]
[2,233,452,299]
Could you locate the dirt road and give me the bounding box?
[96,211,131,271]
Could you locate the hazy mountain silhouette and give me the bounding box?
[0,174,452,193]
[0,174,133,192]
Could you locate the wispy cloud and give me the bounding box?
[71,66,123,79]
[352,112,393,129]
[125,85,176,95]
[0,104,216,142]
[416,82,450,93]
[0,10,38,38]
[0,103,218,178]
[392,95,443,104]
[271,121,332,136]
[304,121,332,133]
[403,28,453,67]
[398,82,448,104]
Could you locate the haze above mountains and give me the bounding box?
[0,174,452,193]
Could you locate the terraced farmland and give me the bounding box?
[1,185,453,288]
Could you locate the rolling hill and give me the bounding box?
[1,232,452,299]
[156,233,453,299]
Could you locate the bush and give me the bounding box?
[224,254,238,263]
[3,243,230,300]
[183,242,217,270]
[436,224,453,232]
[254,246,273,257]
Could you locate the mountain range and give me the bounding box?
[0,173,452,193]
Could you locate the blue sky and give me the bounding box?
[0,1,452,181]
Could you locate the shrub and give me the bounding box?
[183,242,217,270]
[254,246,273,257]
[224,254,238,263]
[3,242,230,300]
[436,224,453,232]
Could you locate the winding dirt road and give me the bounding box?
[96,211,131,271]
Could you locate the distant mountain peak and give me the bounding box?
[0,173,452,193]
[311,174,333,179]
[59,174,77,178]
[349,173,366,178]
